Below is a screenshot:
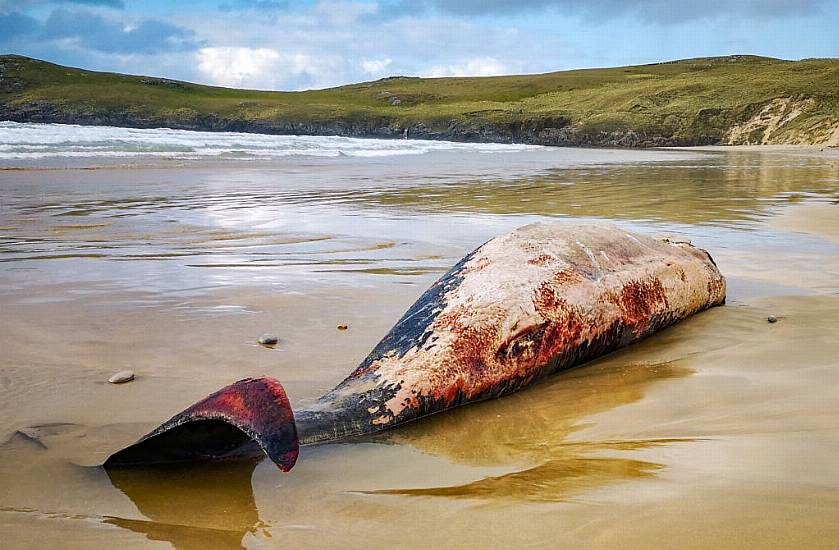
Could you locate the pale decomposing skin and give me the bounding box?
[294,222,725,444]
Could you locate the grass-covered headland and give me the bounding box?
[1,54,838,147]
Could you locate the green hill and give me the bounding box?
[1,54,838,146]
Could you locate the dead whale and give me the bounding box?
[105,222,726,471]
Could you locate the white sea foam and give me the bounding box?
[0,121,544,161]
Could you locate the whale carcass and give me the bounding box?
[105,222,726,471]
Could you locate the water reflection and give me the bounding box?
[343,155,839,224]
[105,460,262,550]
[366,359,692,502]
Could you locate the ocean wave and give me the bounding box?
[0,122,544,161]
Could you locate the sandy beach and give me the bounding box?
[1,143,838,549]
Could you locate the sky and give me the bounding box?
[1,0,838,91]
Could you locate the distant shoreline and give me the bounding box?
[3,119,839,173]
[0,123,711,170]
[0,108,685,149]
[3,54,838,149]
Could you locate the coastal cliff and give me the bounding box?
[1,55,838,147]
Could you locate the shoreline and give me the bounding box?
[6,113,839,150]
[0,124,711,171]
[2,144,838,172]
[0,110,702,148]
[2,120,836,160]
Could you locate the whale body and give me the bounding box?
[106,222,726,471]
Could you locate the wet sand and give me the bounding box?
[1,147,838,548]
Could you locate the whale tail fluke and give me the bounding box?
[104,377,299,471]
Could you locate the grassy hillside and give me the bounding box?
[1,54,838,146]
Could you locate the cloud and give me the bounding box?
[196,46,343,90]
[218,0,289,12]
[0,12,41,41]
[217,0,378,28]
[360,57,392,76]
[0,0,125,9]
[424,57,508,78]
[180,9,559,88]
[0,8,201,55]
[62,0,124,7]
[197,46,281,87]
[37,9,201,53]
[313,1,378,24]
[377,0,827,23]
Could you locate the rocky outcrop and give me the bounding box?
[5,102,696,147]
[0,61,23,93]
[0,99,681,147]
[139,78,186,89]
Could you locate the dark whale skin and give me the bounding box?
[105,222,726,471]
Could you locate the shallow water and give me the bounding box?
[1,140,839,549]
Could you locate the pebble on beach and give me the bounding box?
[258,334,279,346]
[768,315,778,323]
[108,370,135,384]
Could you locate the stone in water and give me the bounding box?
[108,370,135,384]
[258,334,279,346]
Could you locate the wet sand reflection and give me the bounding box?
[367,360,692,502]
[105,460,262,550]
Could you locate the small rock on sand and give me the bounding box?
[108,370,135,384]
[337,324,349,331]
[767,315,778,323]
[258,334,279,346]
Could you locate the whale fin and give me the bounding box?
[104,377,299,471]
